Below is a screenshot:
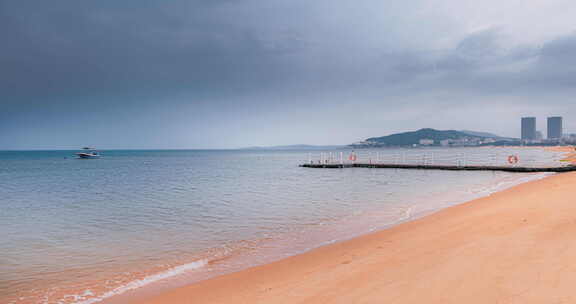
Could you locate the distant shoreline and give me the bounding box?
[1,143,574,152]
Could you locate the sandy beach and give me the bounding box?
[135,148,576,304]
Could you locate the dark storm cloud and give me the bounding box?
[0,0,450,102]
[1,1,260,100]
[1,0,576,148]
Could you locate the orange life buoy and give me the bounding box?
[507,155,519,164]
[349,154,357,161]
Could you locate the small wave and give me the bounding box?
[477,172,553,197]
[73,259,208,304]
[398,206,414,222]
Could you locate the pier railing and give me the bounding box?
[307,150,569,169]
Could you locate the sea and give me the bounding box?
[0,147,567,304]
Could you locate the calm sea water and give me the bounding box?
[0,148,566,303]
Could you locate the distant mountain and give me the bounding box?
[353,128,497,147]
[241,144,344,150]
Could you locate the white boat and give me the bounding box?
[76,147,101,159]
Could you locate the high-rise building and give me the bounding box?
[521,117,536,141]
[547,116,563,139]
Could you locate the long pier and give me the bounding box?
[300,163,576,173]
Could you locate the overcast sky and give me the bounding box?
[2,0,576,149]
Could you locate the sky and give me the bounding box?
[2,0,576,149]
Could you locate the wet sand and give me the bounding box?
[135,148,576,304]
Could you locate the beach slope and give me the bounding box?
[140,171,576,304]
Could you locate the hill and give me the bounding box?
[353,128,495,147]
[459,130,502,138]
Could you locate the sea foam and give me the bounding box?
[73,259,208,304]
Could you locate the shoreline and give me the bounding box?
[102,172,547,304]
[126,149,576,303]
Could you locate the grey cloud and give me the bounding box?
[1,1,576,149]
[0,0,438,103]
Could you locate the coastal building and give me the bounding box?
[547,116,563,139]
[535,131,543,141]
[521,117,536,141]
[419,139,434,146]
